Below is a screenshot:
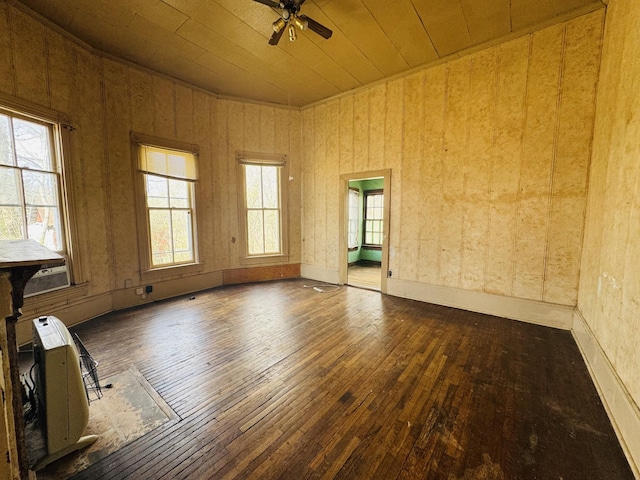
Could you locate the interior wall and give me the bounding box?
[301,11,603,307]
[0,0,301,344]
[578,0,640,428]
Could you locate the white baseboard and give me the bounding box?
[386,278,574,329]
[300,264,339,285]
[572,309,640,478]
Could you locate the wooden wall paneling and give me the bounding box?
[418,66,446,285]
[484,38,528,296]
[353,90,369,173]
[192,90,214,270]
[11,7,48,106]
[290,110,302,263]
[301,107,315,265]
[152,76,175,138]
[384,79,403,278]
[226,101,243,268]
[368,85,386,172]
[439,60,467,287]
[45,30,75,114]
[461,50,496,291]
[128,68,155,134]
[103,59,136,292]
[338,96,354,175]
[72,52,110,294]
[543,14,602,305]
[513,28,563,301]
[313,104,327,267]
[0,2,14,94]
[215,100,231,268]
[243,103,260,152]
[205,95,219,270]
[175,84,194,142]
[400,72,424,282]
[259,105,275,153]
[325,100,340,271]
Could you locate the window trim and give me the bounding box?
[0,92,84,288]
[362,189,384,248]
[236,150,289,266]
[132,132,203,280]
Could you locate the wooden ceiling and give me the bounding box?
[16,0,604,107]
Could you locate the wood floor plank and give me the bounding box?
[39,278,634,480]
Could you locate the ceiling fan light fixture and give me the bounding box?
[292,15,308,30]
[273,18,286,33]
[288,23,297,42]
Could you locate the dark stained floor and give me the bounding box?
[43,279,632,479]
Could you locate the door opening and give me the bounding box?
[339,170,390,293]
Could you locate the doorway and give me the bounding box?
[339,169,391,293]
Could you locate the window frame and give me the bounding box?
[236,151,289,265]
[347,187,360,250]
[362,189,384,249]
[132,132,203,281]
[0,94,84,290]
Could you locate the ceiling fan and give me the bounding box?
[253,0,333,45]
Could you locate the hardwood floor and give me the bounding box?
[51,279,631,479]
[347,265,381,290]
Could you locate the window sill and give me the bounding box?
[141,262,205,282]
[362,245,382,251]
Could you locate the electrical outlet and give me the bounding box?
[135,288,143,295]
[388,270,392,277]
[145,285,153,294]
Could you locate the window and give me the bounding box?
[237,151,288,263]
[137,142,198,270]
[363,190,384,246]
[0,111,65,251]
[348,188,360,249]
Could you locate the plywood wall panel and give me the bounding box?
[368,85,386,172]
[215,100,231,268]
[325,100,341,270]
[353,91,369,173]
[259,106,275,153]
[313,104,327,268]
[175,85,194,142]
[193,91,214,268]
[103,58,136,291]
[484,38,528,296]
[11,7,48,106]
[544,13,602,304]
[243,103,260,152]
[338,96,354,174]
[45,31,76,113]
[439,61,467,286]
[418,66,446,286]
[460,51,496,291]
[0,3,14,94]
[152,76,175,137]
[400,73,424,282]
[513,27,563,301]
[302,107,315,265]
[385,79,403,275]
[226,100,244,268]
[128,67,154,134]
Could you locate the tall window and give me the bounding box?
[0,111,65,252]
[363,189,384,246]
[138,144,198,268]
[237,152,288,262]
[348,188,360,249]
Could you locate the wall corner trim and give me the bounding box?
[572,309,640,478]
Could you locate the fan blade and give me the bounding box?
[299,15,332,39]
[269,27,285,45]
[253,0,282,8]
